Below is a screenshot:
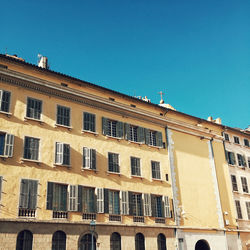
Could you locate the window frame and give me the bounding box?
[83,112,96,133]
[224,133,230,141]
[23,136,40,161]
[83,147,96,170]
[108,152,120,173]
[231,175,238,192]
[151,161,161,180]
[55,142,71,166]
[235,200,243,219]
[0,132,14,157]
[241,176,249,193]
[234,136,240,144]
[246,202,250,220]
[131,156,141,177]
[26,97,43,121]
[244,139,249,147]
[0,89,11,113]
[56,105,71,127]
[237,153,246,167]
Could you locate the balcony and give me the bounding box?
[53,211,68,219]
[109,215,121,222]
[133,216,144,223]
[18,208,36,218]
[82,213,96,220]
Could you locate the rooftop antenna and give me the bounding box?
[5,47,7,55]
[158,91,165,104]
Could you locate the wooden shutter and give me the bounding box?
[156,132,163,147]
[102,117,108,135]
[90,149,96,170]
[0,176,2,201]
[120,191,129,215]
[117,121,124,138]
[145,129,150,145]
[69,185,78,211]
[77,185,83,212]
[242,155,247,167]
[138,127,145,143]
[128,191,133,215]
[124,123,130,140]
[83,147,90,168]
[55,143,63,164]
[163,196,171,218]
[96,188,104,213]
[151,194,156,217]
[231,152,236,165]
[104,189,109,213]
[0,90,3,110]
[60,185,68,211]
[143,193,152,216]
[29,180,38,210]
[91,114,96,132]
[4,134,14,157]
[46,182,54,210]
[19,179,29,208]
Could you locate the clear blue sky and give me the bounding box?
[1,0,249,129]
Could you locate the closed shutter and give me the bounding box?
[104,189,109,213]
[116,121,124,138]
[0,176,3,201]
[46,182,54,210]
[29,180,38,210]
[124,123,130,140]
[163,196,171,218]
[78,185,83,212]
[83,147,90,168]
[120,191,129,215]
[60,185,68,211]
[145,129,150,145]
[102,117,108,135]
[55,143,63,164]
[69,185,78,211]
[138,127,145,143]
[90,149,96,170]
[156,132,163,147]
[4,134,14,157]
[143,193,151,216]
[96,188,104,213]
[19,179,29,208]
[63,144,70,166]
[151,194,156,217]
[91,114,96,132]
[128,191,133,215]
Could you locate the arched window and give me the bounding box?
[79,234,96,250]
[195,239,210,250]
[135,233,145,250]
[157,233,166,250]
[16,230,33,250]
[110,232,121,250]
[52,230,66,250]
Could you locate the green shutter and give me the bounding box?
[91,149,96,170]
[231,152,236,165]
[225,150,229,162]
[102,117,108,135]
[104,189,109,213]
[60,185,68,211]
[19,179,29,208]
[243,155,247,167]
[138,127,145,143]
[46,182,53,210]
[29,180,38,209]
[124,123,130,140]
[156,132,163,147]
[117,121,124,138]
[145,129,150,145]
[128,191,133,215]
[78,185,83,212]
[151,194,156,217]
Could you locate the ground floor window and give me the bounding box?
[157,233,166,250]
[135,233,145,250]
[79,234,96,250]
[110,232,121,250]
[52,231,66,250]
[16,230,33,250]
[195,240,210,250]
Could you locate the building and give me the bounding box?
[0,53,246,250]
[223,126,250,249]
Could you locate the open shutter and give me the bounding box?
[90,149,96,170]
[78,185,83,212]
[55,143,63,164]
[0,90,3,110]
[29,180,38,210]
[128,191,134,215]
[83,147,90,168]
[0,176,3,201]
[242,155,247,167]
[69,185,78,211]
[124,123,130,140]
[96,188,104,213]
[151,194,156,217]
[104,189,109,213]
[120,191,129,215]
[117,121,124,138]
[46,182,54,210]
[156,132,163,147]
[138,127,145,143]
[4,134,14,157]
[145,129,150,145]
[19,179,29,208]
[60,185,68,211]
[143,193,152,216]
[163,196,171,218]
[231,152,236,165]
[102,117,108,135]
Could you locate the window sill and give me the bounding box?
[0,110,12,117]
[20,158,41,165]
[105,135,122,141]
[128,140,143,146]
[106,171,121,176]
[55,124,72,130]
[54,163,71,168]
[82,130,99,136]
[228,164,236,167]
[0,155,8,159]
[24,116,44,124]
[81,168,98,173]
[147,144,163,149]
[131,175,143,180]
[152,178,163,182]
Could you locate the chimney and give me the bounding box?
[38,55,48,69]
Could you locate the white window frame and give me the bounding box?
[55,142,70,166]
[56,104,71,127]
[23,136,40,161]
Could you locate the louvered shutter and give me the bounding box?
[151,194,156,217]
[124,123,130,140]
[83,147,90,168]
[242,155,247,167]
[104,189,109,213]
[138,127,145,143]
[120,191,129,215]
[145,129,150,145]
[128,191,133,215]
[90,149,96,170]
[29,180,38,209]
[69,185,78,211]
[19,179,29,208]
[0,90,3,110]
[143,193,152,216]
[60,185,68,211]
[163,196,171,218]
[156,132,163,147]
[0,176,3,201]
[117,121,124,138]
[77,185,83,212]
[46,182,54,210]
[225,150,229,162]
[55,143,63,164]
[4,134,14,157]
[102,117,108,135]
[96,188,104,213]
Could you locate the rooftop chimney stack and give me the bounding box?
[38,55,48,69]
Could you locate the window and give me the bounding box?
[52,231,66,250]
[83,147,96,170]
[0,132,14,157]
[19,179,38,216]
[152,161,161,179]
[108,153,120,173]
[151,195,171,218]
[102,117,123,138]
[26,97,42,120]
[224,133,229,141]
[235,200,242,219]
[226,151,236,165]
[131,157,141,176]
[55,142,70,166]
[23,137,40,161]
[237,154,246,167]
[125,124,145,143]
[241,177,249,193]
[135,233,145,250]
[244,139,249,147]
[83,112,96,132]
[145,129,163,147]
[130,192,143,216]
[234,136,240,144]
[0,89,11,112]
[16,230,33,250]
[246,202,250,220]
[157,233,167,250]
[79,234,96,250]
[108,190,120,215]
[47,182,68,212]
[81,187,96,213]
[110,232,121,250]
[56,105,70,127]
[231,175,238,191]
